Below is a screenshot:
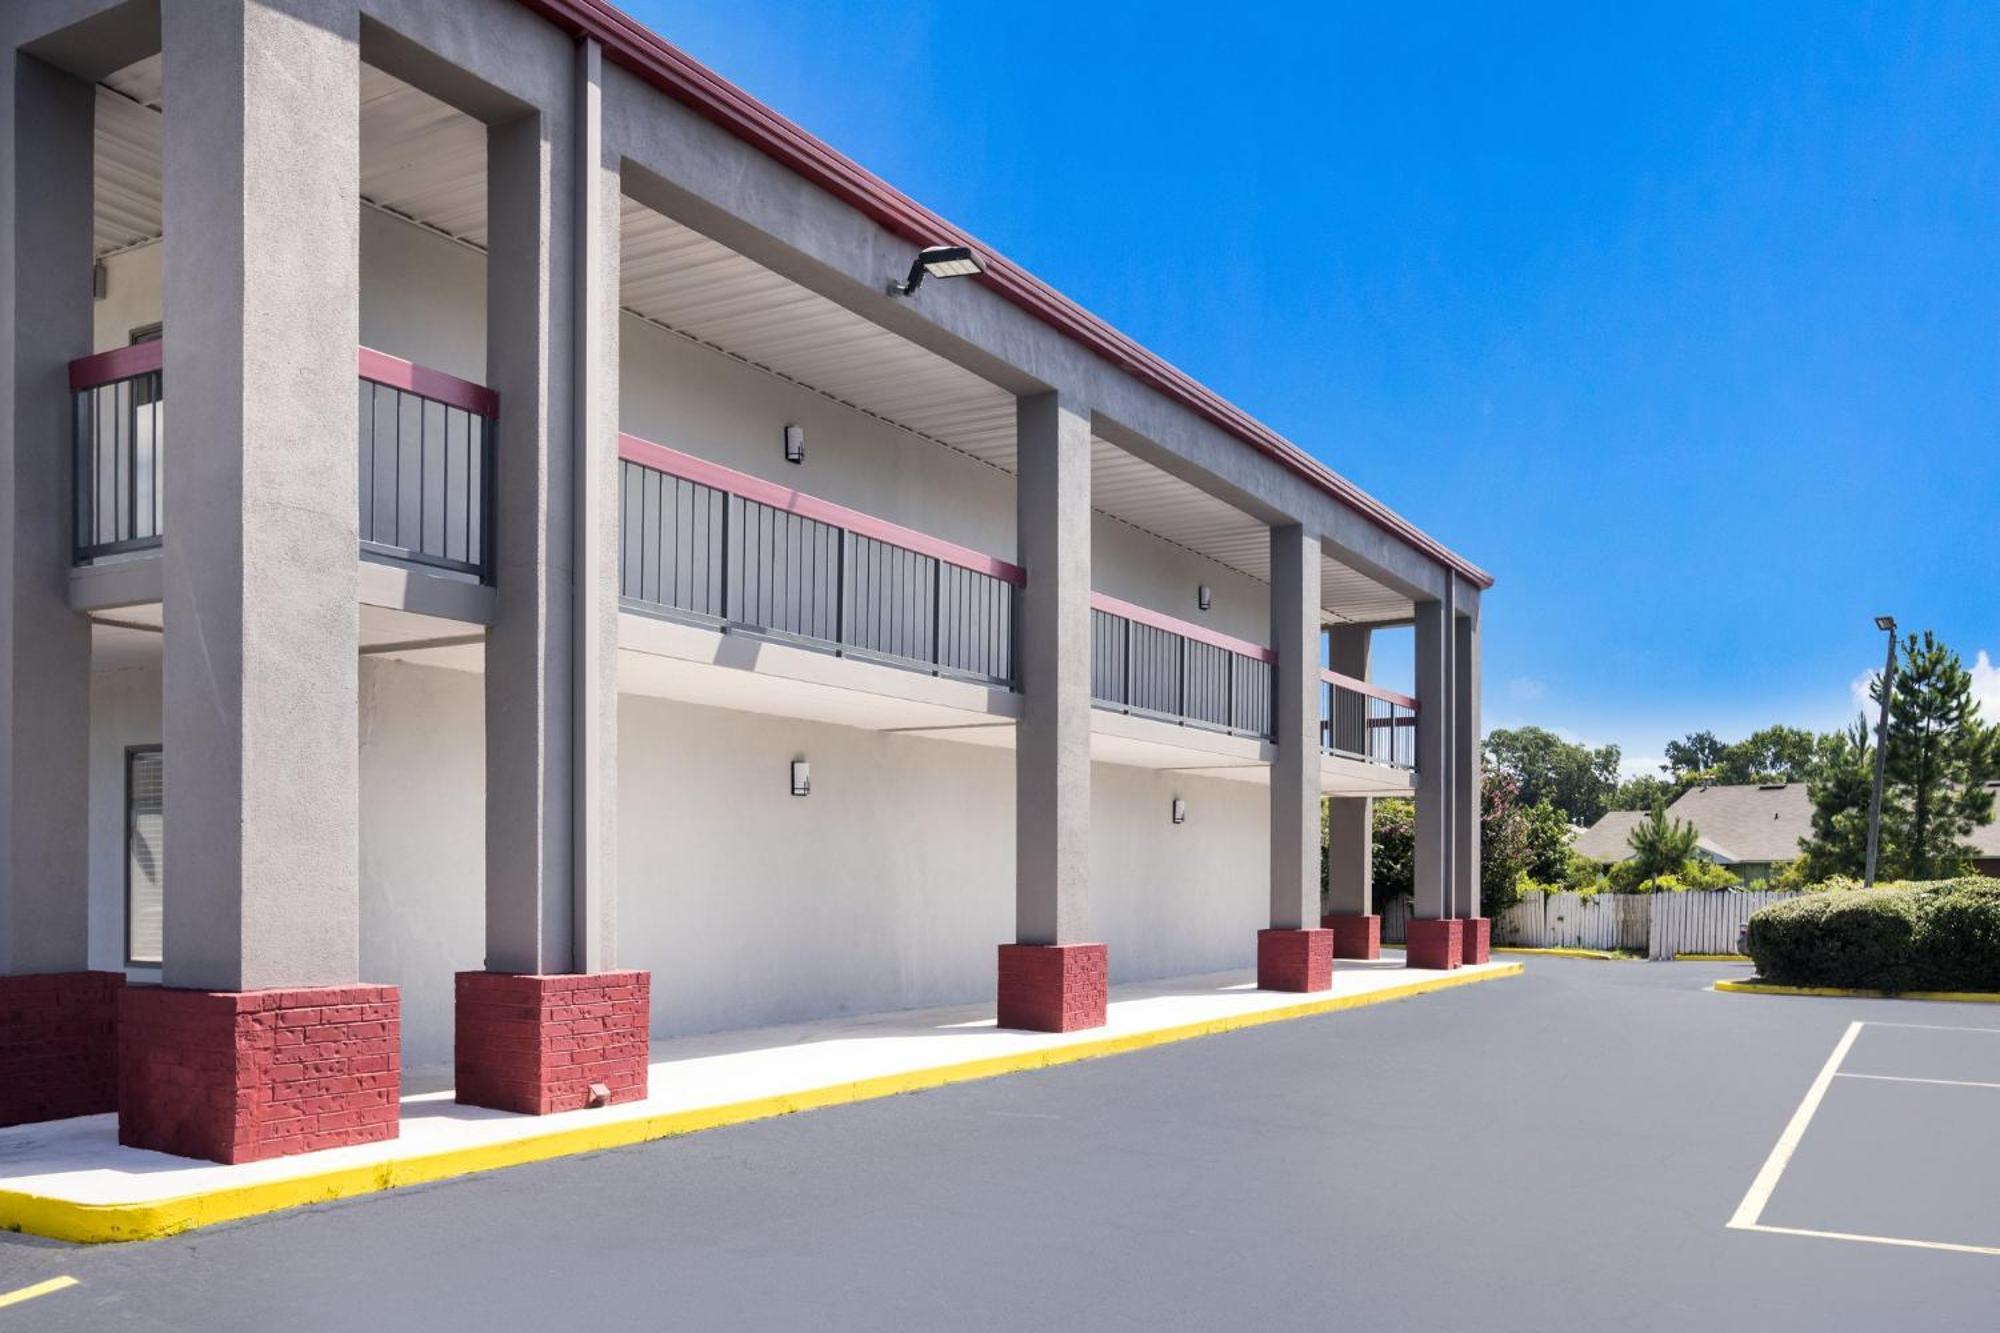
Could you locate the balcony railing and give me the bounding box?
[618,434,1021,686]
[1089,594,1275,740]
[1321,669,1418,770]
[69,342,498,580]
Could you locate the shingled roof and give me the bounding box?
[1576,783,1814,865]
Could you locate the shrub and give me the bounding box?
[1746,889,1924,989]
[1746,879,2000,991]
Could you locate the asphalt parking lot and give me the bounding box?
[3,955,1996,1331]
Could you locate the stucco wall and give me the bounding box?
[86,654,1270,1068]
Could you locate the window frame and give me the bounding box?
[124,743,164,969]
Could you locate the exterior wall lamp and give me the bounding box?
[791,759,811,797]
[888,244,984,297]
[1197,585,1212,613]
[1171,797,1187,825]
[784,423,805,465]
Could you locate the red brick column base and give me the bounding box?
[0,971,124,1128]
[1320,913,1382,960]
[1406,918,1463,971]
[1257,928,1334,992]
[454,971,651,1115]
[118,984,400,1164]
[1459,917,1493,965]
[997,943,1107,1032]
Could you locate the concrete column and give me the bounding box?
[1409,586,1459,967]
[1258,524,1333,992]
[1267,525,1320,931]
[158,0,362,991]
[481,37,619,978]
[1013,390,1093,946]
[1323,625,1374,916]
[999,389,1104,1032]
[0,49,93,976]
[483,96,571,974]
[1453,593,1487,961]
[1322,622,1382,960]
[572,38,620,974]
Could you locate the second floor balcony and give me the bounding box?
[70,340,497,581]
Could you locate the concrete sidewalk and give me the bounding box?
[0,956,1518,1243]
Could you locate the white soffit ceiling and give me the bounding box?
[92,57,1413,624]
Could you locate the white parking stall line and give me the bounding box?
[1727,1020,1863,1231]
[1835,1072,2000,1091]
[1739,1222,2000,1259]
[1852,1022,2000,1035]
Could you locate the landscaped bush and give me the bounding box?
[1745,878,2000,991]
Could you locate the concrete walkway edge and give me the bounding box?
[0,964,1520,1244]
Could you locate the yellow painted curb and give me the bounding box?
[1674,953,1751,964]
[1714,979,2000,1003]
[0,963,1522,1244]
[1492,946,1624,961]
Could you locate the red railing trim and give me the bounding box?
[1089,591,1275,664]
[619,432,1026,585]
[69,342,500,420]
[357,347,500,419]
[69,341,162,391]
[1321,668,1420,711]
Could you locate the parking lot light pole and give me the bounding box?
[1864,615,1897,888]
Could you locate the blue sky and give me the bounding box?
[626,1,2000,776]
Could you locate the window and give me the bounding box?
[126,746,163,967]
[128,322,162,345]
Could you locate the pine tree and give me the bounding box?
[1799,717,1873,881]
[1628,804,1699,883]
[1879,632,1999,879]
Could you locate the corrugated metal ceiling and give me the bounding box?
[92,56,1410,623]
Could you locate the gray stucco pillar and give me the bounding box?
[1453,594,1483,922]
[1013,390,1093,946]
[159,0,362,991]
[1267,525,1320,932]
[1412,591,1454,920]
[482,38,619,978]
[1323,624,1374,919]
[572,38,621,973]
[0,50,93,976]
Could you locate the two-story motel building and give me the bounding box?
[1,0,1490,1163]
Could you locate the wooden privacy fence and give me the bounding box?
[1374,889,1799,957]
[1645,889,1797,958]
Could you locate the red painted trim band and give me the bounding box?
[69,341,162,391]
[515,0,1491,591]
[70,343,500,420]
[619,432,1025,584]
[1321,668,1420,711]
[356,347,500,419]
[1089,591,1275,664]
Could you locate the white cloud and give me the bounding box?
[1506,676,1547,702]
[1973,651,2000,722]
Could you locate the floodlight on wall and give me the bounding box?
[1171,797,1187,825]
[1197,585,1212,613]
[791,759,812,797]
[888,244,984,297]
[784,423,805,465]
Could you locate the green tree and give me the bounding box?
[1880,632,1999,879]
[1371,797,1415,903]
[1800,718,1875,881]
[1518,799,1573,883]
[1663,730,1730,786]
[1481,771,1531,915]
[1610,773,1677,812]
[1482,726,1621,825]
[1627,805,1699,884]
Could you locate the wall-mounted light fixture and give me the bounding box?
[1171,797,1187,825]
[888,244,984,297]
[790,759,812,797]
[783,423,805,465]
[1197,585,1212,613]
[92,262,108,301]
